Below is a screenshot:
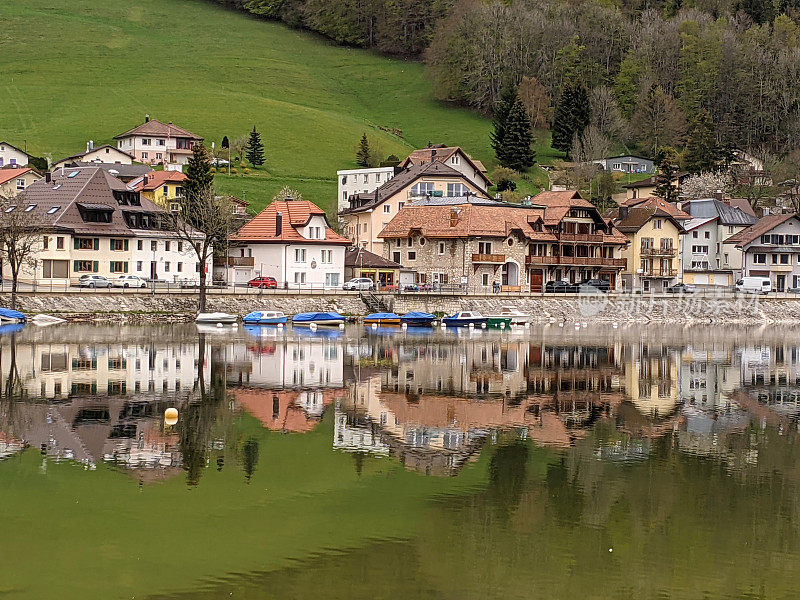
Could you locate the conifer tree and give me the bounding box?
[221,135,229,149]
[184,143,214,203]
[498,97,536,172]
[654,147,681,204]
[245,126,265,167]
[683,109,719,174]
[551,79,591,158]
[356,133,371,167]
[490,85,518,161]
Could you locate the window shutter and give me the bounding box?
[123,262,129,273]
[74,238,79,250]
[73,260,79,271]
[93,261,98,272]
[93,238,99,250]
[124,239,129,251]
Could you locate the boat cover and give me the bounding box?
[292,311,345,322]
[0,308,26,322]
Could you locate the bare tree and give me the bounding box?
[679,172,735,200]
[172,190,235,313]
[0,193,45,310]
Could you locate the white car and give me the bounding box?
[343,277,375,291]
[113,275,148,288]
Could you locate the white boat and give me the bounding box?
[195,312,238,324]
[31,314,66,327]
[489,306,531,325]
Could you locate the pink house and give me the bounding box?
[114,116,203,165]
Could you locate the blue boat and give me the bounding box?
[292,311,346,326]
[400,311,436,326]
[442,310,488,327]
[364,312,401,325]
[0,308,26,323]
[243,310,288,325]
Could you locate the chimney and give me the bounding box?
[45,172,51,183]
[714,189,724,201]
[276,211,283,236]
[619,205,630,220]
[449,207,460,227]
[143,174,148,185]
[145,114,150,123]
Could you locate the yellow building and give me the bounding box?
[129,170,187,211]
[0,167,41,197]
[614,206,686,292]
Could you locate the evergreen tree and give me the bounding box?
[490,85,518,162]
[184,143,214,203]
[245,126,265,167]
[654,147,681,203]
[356,133,371,167]
[683,109,719,174]
[551,79,591,159]
[498,97,536,171]
[221,135,229,149]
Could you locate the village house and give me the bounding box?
[618,172,690,201]
[724,213,800,292]
[344,246,403,288]
[0,167,41,197]
[51,141,135,170]
[227,197,349,288]
[0,141,32,167]
[2,166,207,286]
[340,161,489,256]
[128,171,187,212]
[612,206,686,292]
[378,191,628,292]
[593,155,655,175]
[397,145,491,192]
[337,166,397,212]
[114,117,203,165]
[679,198,758,287]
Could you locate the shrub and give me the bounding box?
[210,167,217,173]
[231,168,238,174]
[244,168,250,174]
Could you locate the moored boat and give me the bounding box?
[195,312,238,324]
[292,311,346,326]
[487,316,512,329]
[0,308,27,324]
[442,310,488,327]
[243,310,288,325]
[489,305,530,325]
[363,312,401,325]
[399,311,437,326]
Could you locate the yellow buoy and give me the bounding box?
[164,407,178,426]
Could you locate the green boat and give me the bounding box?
[487,317,512,329]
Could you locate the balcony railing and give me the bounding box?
[641,247,676,257]
[227,256,255,267]
[642,269,677,277]
[472,253,505,264]
[526,256,627,268]
[559,233,605,243]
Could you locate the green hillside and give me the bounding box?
[0,0,499,215]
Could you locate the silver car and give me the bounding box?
[113,275,148,288]
[343,277,375,291]
[78,275,112,288]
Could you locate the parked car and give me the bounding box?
[112,275,148,288]
[78,275,112,288]
[343,277,375,291]
[402,284,420,292]
[734,276,771,294]
[545,280,578,294]
[247,276,278,289]
[578,278,610,292]
[666,283,696,294]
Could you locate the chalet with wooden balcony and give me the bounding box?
[611,205,687,292]
[377,190,628,292]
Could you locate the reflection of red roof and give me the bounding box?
[233,388,341,433]
[0,167,36,185]
[231,199,350,244]
[129,170,187,192]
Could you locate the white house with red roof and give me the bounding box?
[227,197,349,288]
[114,116,203,165]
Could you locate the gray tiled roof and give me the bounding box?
[682,199,758,226]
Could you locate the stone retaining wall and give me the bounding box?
[2,291,798,324]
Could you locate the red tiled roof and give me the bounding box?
[399,146,490,186]
[723,213,798,246]
[616,196,691,219]
[0,167,36,186]
[231,199,350,244]
[114,118,203,141]
[129,170,187,192]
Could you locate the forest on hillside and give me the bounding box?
[210,0,800,160]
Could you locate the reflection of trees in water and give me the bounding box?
[487,439,528,519]
[0,334,27,441]
[239,437,259,483]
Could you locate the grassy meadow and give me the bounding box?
[0,0,556,216]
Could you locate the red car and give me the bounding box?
[247,276,278,289]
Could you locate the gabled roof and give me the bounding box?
[682,198,758,226]
[53,145,135,166]
[345,247,402,269]
[114,119,203,141]
[16,166,172,236]
[723,213,798,247]
[613,206,686,233]
[0,141,33,158]
[683,216,718,232]
[601,155,653,161]
[0,167,38,186]
[623,173,689,189]
[530,190,607,227]
[614,196,691,220]
[70,161,153,179]
[231,199,350,244]
[398,145,490,186]
[340,161,485,215]
[129,170,187,192]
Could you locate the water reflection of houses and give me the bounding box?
[738,343,800,420]
[219,338,346,433]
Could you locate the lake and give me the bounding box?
[1,322,799,599]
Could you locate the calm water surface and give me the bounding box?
[1,322,800,599]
